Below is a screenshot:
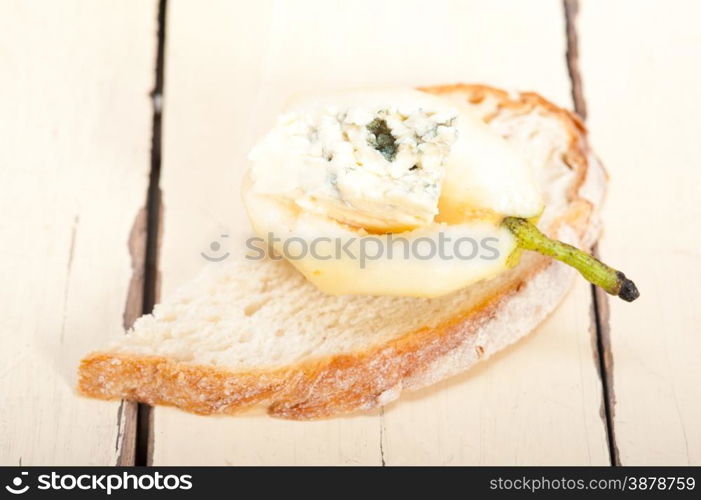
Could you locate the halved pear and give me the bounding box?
[243,88,638,301]
[243,89,547,297]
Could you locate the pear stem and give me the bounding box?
[503,217,639,302]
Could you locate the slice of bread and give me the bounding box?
[78,84,606,419]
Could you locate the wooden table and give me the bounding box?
[1,0,699,465]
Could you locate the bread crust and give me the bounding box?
[78,84,607,419]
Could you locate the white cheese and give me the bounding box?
[248,89,459,232]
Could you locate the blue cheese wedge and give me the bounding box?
[248,89,459,232]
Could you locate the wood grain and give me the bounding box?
[579,0,701,465]
[0,1,157,465]
[152,0,608,464]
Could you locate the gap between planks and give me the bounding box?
[115,0,168,467]
[563,0,619,466]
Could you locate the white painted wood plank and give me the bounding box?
[154,0,607,464]
[579,0,701,465]
[0,1,157,465]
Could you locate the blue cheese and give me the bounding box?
[248,89,459,232]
